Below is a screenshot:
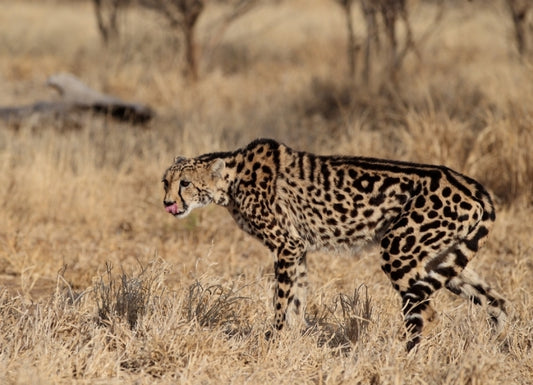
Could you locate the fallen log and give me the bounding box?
[0,73,154,124]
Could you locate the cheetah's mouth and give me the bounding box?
[165,203,186,217]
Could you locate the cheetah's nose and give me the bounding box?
[165,203,179,214]
[164,201,177,214]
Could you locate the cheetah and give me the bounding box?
[162,138,507,350]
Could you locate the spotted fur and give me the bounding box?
[162,138,507,350]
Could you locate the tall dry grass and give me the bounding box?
[1,0,532,384]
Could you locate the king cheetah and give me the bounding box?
[162,138,507,350]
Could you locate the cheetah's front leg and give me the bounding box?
[273,240,308,330]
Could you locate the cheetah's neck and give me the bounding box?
[197,150,243,207]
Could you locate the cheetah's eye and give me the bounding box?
[180,180,191,188]
[162,179,169,189]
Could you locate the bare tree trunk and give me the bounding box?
[183,22,199,81]
[336,0,360,82]
[506,0,530,55]
[181,0,204,81]
[346,0,357,80]
[380,1,399,81]
[361,0,379,84]
[93,0,125,45]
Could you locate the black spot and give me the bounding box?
[423,231,446,246]
[391,267,408,281]
[411,283,433,297]
[326,218,338,226]
[379,177,401,192]
[400,181,414,193]
[442,187,452,197]
[262,165,272,175]
[473,284,487,296]
[333,203,348,214]
[420,220,441,232]
[369,193,386,206]
[464,226,489,251]
[353,174,380,193]
[390,237,401,255]
[382,264,391,273]
[236,162,244,173]
[460,201,472,210]
[396,194,408,204]
[452,194,461,203]
[381,237,391,249]
[348,169,357,179]
[336,169,345,189]
[424,276,442,290]
[277,259,294,269]
[429,171,442,192]
[402,235,416,253]
[434,266,457,278]
[277,272,291,284]
[321,163,331,191]
[391,217,409,230]
[454,249,469,268]
[363,209,374,217]
[392,260,402,268]
[417,251,429,261]
[278,289,285,298]
[483,210,495,221]
[335,193,346,201]
[247,153,254,162]
[382,252,390,261]
[443,206,458,220]
[410,212,424,223]
[428,210,438,219]
[415,195,426,208]
[430,195,443,209]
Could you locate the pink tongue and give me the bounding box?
[165,203,178,214]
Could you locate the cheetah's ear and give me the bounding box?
[209,158,225,178]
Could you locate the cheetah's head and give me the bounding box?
[162,156,225,218]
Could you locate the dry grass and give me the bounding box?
[1,0,532,384]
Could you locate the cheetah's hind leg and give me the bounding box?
[445,267,507,338]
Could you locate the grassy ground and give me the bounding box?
[1,0,532,384]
